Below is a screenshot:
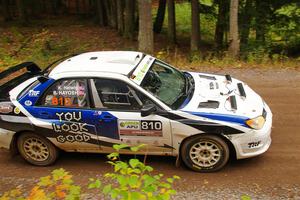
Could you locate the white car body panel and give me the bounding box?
[0,51,272,162]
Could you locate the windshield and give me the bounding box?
[140,60,186,109]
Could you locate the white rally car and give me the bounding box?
[0,51,272,172]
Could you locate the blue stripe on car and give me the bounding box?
[19,78,55,106]
[186,111,249,127]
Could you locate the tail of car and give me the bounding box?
[0,62,41,100]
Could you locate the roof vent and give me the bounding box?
[90,57,98,60]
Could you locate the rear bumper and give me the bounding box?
[230,103,273,159]
[0,128,15,149]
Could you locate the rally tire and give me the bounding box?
[17,132,59,166]
[181,134,230,172]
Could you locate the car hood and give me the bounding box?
[180,72,265,123]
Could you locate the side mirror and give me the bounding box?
[141,104,157,117]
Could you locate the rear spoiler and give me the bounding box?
[0,62,41,100]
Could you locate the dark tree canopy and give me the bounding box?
[0,0,298,58]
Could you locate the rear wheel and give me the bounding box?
[181,135,230,172]
[17,132,59,166]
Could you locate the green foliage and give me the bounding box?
[0,26,88,70]
[0,144,180,200]
[241,194,252,200]
[88,144,180,200]
[159,2,216,42]
[269,3,300,55]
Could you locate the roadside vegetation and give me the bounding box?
[0,144,180,200]
[0,1,299,71]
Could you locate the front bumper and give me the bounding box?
[229,103,273,159]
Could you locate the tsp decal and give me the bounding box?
[248,141,261,148]
[28,90,40,97]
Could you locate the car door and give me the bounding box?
[89,78,173,154]
[30,78,101,151]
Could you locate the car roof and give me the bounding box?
[49,51,144,77]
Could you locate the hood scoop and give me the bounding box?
[198,100,220,109]
[199,74,216,80]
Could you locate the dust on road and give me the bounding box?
[0,68,299,199]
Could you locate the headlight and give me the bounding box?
[246,116,265,130]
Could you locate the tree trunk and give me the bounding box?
[30,0,41,18]
[191,0,200,51]
[95,0,105,26]
[167,0,176,43]
[103,0,112,27]
[153,0,166,33]
[110,0,118,29]
[228,0,240,58]
[75,0,80,14]
[138,0,153,54]
[214,0,228,49]
[16,0,28,24]
[124,0,135,39]
[41,0,47,14]
[2,0,12,21]
[51,0,60,15]
[116,0,124,34]
[240,0,253,46]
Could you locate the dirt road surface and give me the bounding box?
[0,68,299,199]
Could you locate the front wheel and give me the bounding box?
[17,132,59,166]
[181,135,230,172]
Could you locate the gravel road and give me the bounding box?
[0,68,299,199]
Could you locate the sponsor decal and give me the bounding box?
[119,120,140,130]
[14,107,21,115]
[93,111,102,116]
[131,56,155,85]
[24,100,32,106]
[0,104,13,114]
[248,141,261,148]
[118,120,162,137]
[28,90,40,97]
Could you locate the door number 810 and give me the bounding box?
[141,121,162,131]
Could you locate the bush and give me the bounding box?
[0,144,180,200]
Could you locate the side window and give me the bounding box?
[91,79,154,110]
[41,79,89,108]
